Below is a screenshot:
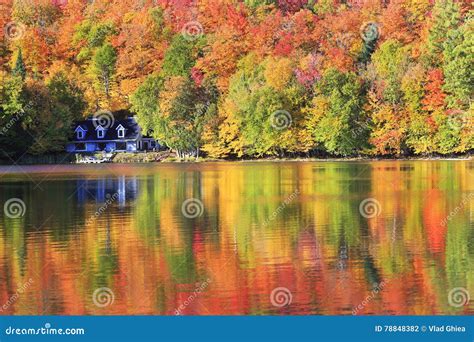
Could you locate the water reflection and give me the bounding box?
[76,176,138,206]
[0,161,472,315]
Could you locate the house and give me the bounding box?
[66,116,158,153]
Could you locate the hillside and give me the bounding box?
[0,0,472,159]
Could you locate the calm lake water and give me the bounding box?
[0,160,472,315]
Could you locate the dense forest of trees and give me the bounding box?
[0,0,472,159]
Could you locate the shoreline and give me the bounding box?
[0,151,472,166]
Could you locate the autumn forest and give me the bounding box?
[0,0,472,159]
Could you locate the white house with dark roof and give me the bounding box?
[66,117,158,153]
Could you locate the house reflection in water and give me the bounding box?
[76,176,138,207]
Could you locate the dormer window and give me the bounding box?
[75,126,87,140]
[96,126,106,139]
[116,124,126,139]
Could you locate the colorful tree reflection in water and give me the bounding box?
[0,161,472,315]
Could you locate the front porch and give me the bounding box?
[66,141,138,153]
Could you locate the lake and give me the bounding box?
[0,160,472,315]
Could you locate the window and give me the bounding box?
[97,129,105,139]
[117,128,125,138]
[77,130,85,140]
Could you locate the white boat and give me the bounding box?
[77,153,113,164]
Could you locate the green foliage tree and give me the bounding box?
[0,74,28,156]
[402,64,434,154]
[161,35,198,78]
[307,68,367,156]
[359,23,381,64]
[23,74,85,154]
[442,17,473,109]
[12,48,26,80]
[93,43,117,98]
[132,74,218,159]
[130,74,164,135]
[371,39,410,105]
[74,20,116,61]
[223,54,307,157]
[0,71,85,156]
[426,0,461,67]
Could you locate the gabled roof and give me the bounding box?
[74,125,87,132]
[71,117,141,141]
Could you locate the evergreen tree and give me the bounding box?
[12,48,26,80]
[442,17,473,109]
[359,23,381,65]
[426,0,461,67]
